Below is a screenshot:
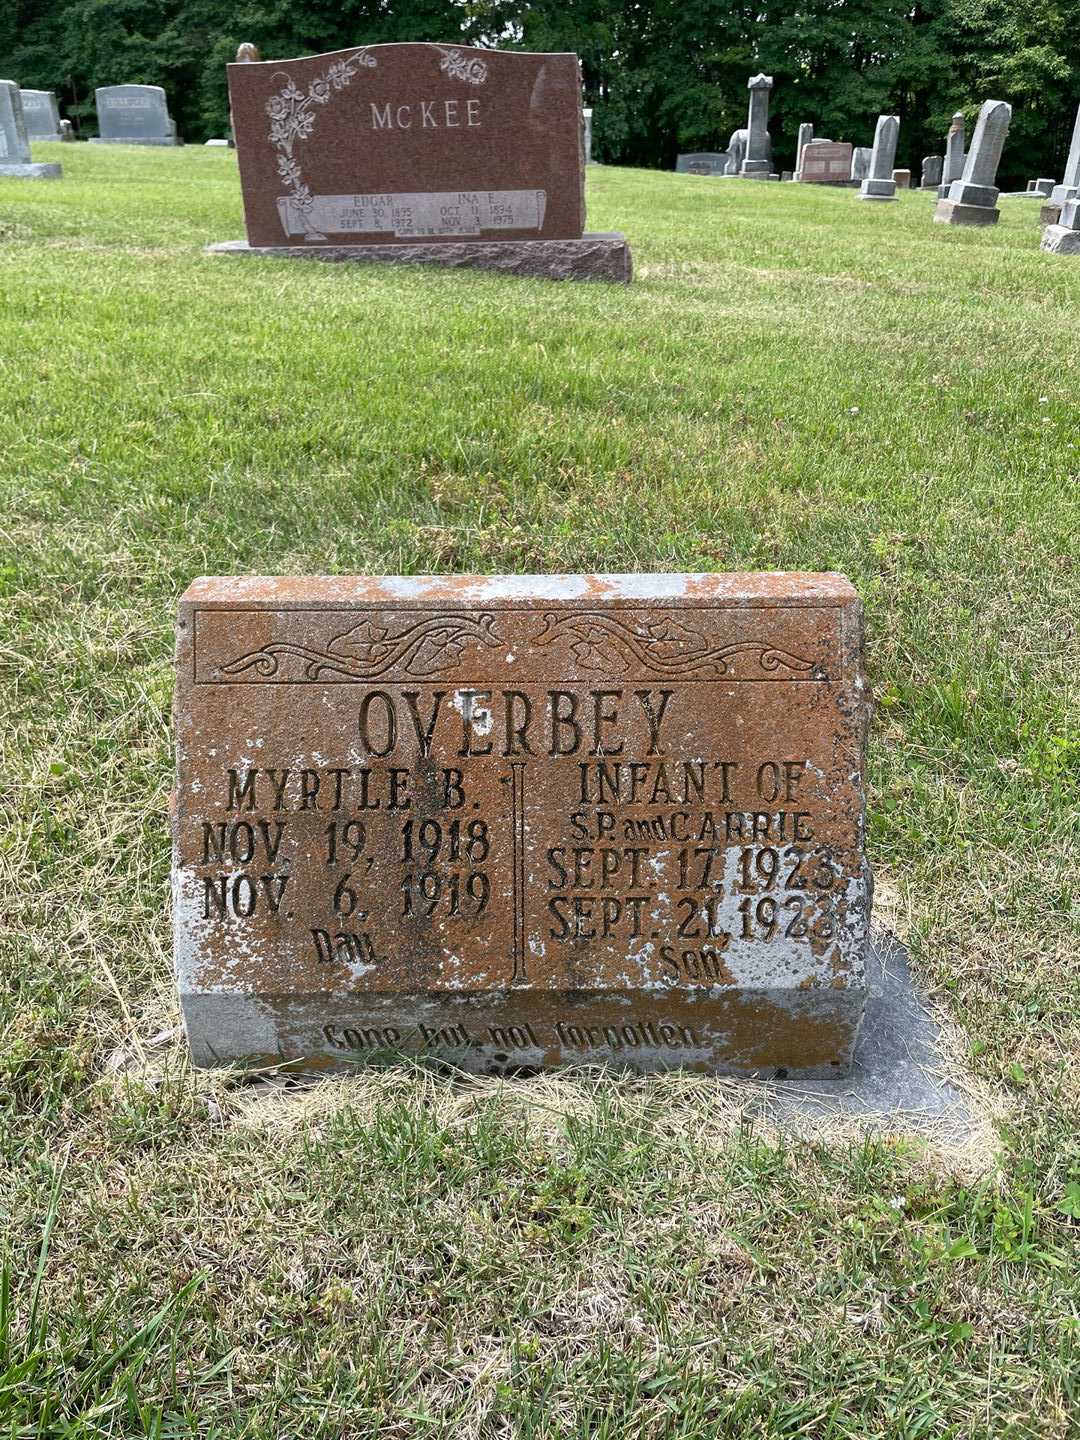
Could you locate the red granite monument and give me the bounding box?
[212,43,631,281]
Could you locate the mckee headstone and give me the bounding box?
[1049,102,1080,209]
[676,152,729,176]
[215,44,631,283]
[920,155,943,189]
[174,573,872,1077]
[934,99,1011,226]
[19,89,62,141]
[0,81,62,178]
[859,114,899,200]
[230,42,263,146]
[939,111,966,198]
[799,141,853,184]
[92,84,178,145]
[740,73,773,177]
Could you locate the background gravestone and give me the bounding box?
[799,141,853,184]
[939,111,966,198]
[850,147,871,181]
[216,43,631,282]
[794,122,813,179]
[921,155,943,189]
[725,128,747,175]
[934,99,1011,226]
[1041,195,1080,254]
[19,89,62,141]
[174,573,872,1078]
[0,80,62,178]
[1049,103,1080,208]
[859,115,899,201]
[676,153,729,176]
[740,74,773,177]
[92,85,178,145]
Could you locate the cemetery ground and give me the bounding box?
[1,141,1077,1436]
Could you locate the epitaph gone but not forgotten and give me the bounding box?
[174,575,871,1076]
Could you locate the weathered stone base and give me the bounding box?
[754,931,980,1140]
[206,233,634,283]
[933,199,1000,226]
[180,980,866,1078]
[1041,224,1080,254]
[859,179,897,201]
[1040,203,1062,227]
[0,162,62,179]
[89,136,180,146]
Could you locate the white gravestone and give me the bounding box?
[92,85,179,145]
[0,81,62,178]
[19,89,62,141]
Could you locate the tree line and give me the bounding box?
[3,0,1077,184]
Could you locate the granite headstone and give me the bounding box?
[799,141,853,184]
[939,111,966,198]
[19,89,62,141]
[676,152,730,176]
[740,74,773,177]
[726,128,747,175]
[859,115,900,201]
[1041,195,1080,254]
[850,146,872,181]
[0,80,62,178]
[794,122,813,178]
[174,573,872,1077]
[1050,104,1080,208]
[92,84,178,145]
[217,43,630,282]
[934,99,1011,226]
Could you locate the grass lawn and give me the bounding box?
[1,141,1078,1437]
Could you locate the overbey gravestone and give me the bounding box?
[174,574,871,1076]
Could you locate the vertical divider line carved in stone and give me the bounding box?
[508,762,527,985]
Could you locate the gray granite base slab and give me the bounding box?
[207,233,633,284]
[1041,224,1080,254]
[89,136,179,147]
[0,162,62,179]
[934,199,1000,226]
[753,929,977,1138]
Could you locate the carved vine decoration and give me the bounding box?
[531,612,822,679]
[265,47,377,240]
[433,47,488,85]
[265,44,488,241]
[220,613,502,681]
